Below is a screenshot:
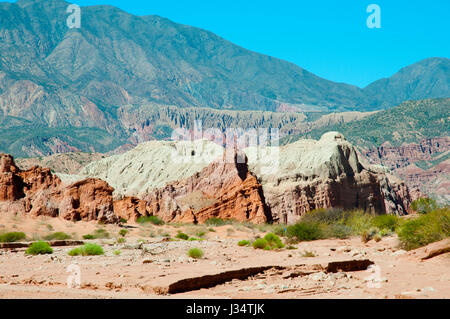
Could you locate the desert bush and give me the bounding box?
[342,211,374,235]
[372,214,399,231]
[196,231,206,237]
[119,218,127,224]
[397,208,450,250]
[238,240,251,247]
[118,229,128,237]
[137,215,164,225]
[43,232,71,241]
[26,241,53,255]
[68,243,104,256]
[263,233,285,249]
[410,197,439,214]
[205,218,228,227]
[116,237,126,244]
[93,229,110,239]
[301,250,317,257]
[188,248,204,259]
[361,227,380,243]
[82,234,94,240]
[252,238,268,249]
[113,250,121,256]
[301,208,346,225]
[0,231,26,242]
[176,232,189,240]
[286,222,323,241]
[324,224,353,239]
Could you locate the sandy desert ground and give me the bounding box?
[0,211,449,299]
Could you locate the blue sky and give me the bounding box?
[9,0,450,87]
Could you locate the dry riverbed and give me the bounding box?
[0,213,449,299]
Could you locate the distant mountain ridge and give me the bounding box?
[0,0,449,157]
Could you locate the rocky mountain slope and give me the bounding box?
[53,133,413,223]
[0,0,448,158]
[246,132,412,223]
[282,98,450,204]
[0,153,117,223]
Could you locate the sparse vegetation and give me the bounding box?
[113,249,121,256]
[238,240,251,247]
[397,208,450,250]
[82,229,110,240]
[252,238,268,250]
[26,241,53,255]
[118,229,128,237]
[43,232,71,241]
[176,232,189,240]
[410,198,439,214]
[286,222,323,242]
[116,237,126,244]
[301,250,317,257]
[137,216,164,225]
[263,233,285,249]
[0,231,26,243]
[205,218,232,227]
[188,248,204,259]
[68,243,104,256]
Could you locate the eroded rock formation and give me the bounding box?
[245,132,412,223]
[142,151,271,224]
[0,154,117,223]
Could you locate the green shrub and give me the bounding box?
[119,218,127,224]
[26,241,53,255]
[411,198,439,214]
[325,224,353,239]
[372,214,399,231]
[118,229,128,237]
[188,248,204,259]
[92,229,110,239]
[342,211,374,235]
[286,245,297,250]
[196,231,206,237]
[116,237,126,244]
[176,232,189,240]
[397,208,450,250]
[302,208,346,225]
[286,222,322,241]
[137,216,164,225]
[252,238,268,249]
[238,240,250,247]
[361,227,380,243]
[113,250,121,256]
[301,250,317,257]
[204,217,228,227]
[82,229,109,240]
[263,233,285,249]
[43,232,71,241]
[0,231,26,243]
[68,243,104,256]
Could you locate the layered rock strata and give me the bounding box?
[0,154,117,223]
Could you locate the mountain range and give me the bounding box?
[0,0,449,158]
